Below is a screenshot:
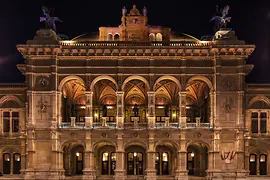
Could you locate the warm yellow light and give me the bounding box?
[172,113,176,117]
[76,152,80,157]
[94,113,98,117]
[134,152,137,157]
[191,152,195,157]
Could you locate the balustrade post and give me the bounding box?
[116,91,124,129]
[85,91,93,128]
[179,92,187,128]
[147,91,155,129]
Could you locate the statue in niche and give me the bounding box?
[209,5,231,32]
[133,104,139,117]
[165,105,170,117]
[102,105,107,117]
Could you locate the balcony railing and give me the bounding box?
[60,122,85,128]
[59,117,211,130]
[93,122,117,129]
[155,122,179,129]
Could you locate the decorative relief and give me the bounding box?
[133,133,139,138]
[223,96,235,113]
[221,77,237,91]
[36,96,51,113]
[101,133,107,138]
[70,132,77,139]
[36,75,50,90]
[194,132,201,138]
[250,101,270,109]
[164,133,170,138]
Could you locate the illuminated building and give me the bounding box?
[1,4,268,180]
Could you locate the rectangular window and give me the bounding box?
[12,112,19,132]
[260,112,267,133]
[251,112,258,133]
[3,112,10,132]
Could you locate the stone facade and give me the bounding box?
[1,5,269,180]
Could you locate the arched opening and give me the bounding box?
[61,78,86,125]
[149,33,155,41]
[3,153,11,174]
[260,154,267,175]
[94,143,116,176]
[154,79,180,124]
[249,154,257,175]
[108,34,113,41]
[155,142,177,176]
[125,145,146,176]
[156,33,162,41]
[13,153,21,174]
[92,79,117,124]
[63,142,84,176]
[114,34,120,41]
[187,143,208,177]
[249,153,267,175]
[185,79,210,125]
[123,78,149,124]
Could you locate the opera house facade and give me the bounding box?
[0,5,269,180]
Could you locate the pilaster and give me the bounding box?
[147,91,155,129]
[145,131,156,180]
[175,132,188,180]
[116,91,124,129]
[179,91,187,128]
[83,131,96,179]
[114,132,126,180]
[85,91,93,128]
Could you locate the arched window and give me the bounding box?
[162,152,169,175]
[3,112,10,132]
[249,154,257,175]
[260,154,267,175]
[75,151,83,175]
[156,33,162,41]
[114,34,120,41]
[187,152,195,175]
[3,153,11,174]
[155,153,160,175]
[102,152,109,175]
[12,112,19,132]
[127,152,143,175]
[13,153,21,174]
[149,33,155,41]
[111,153,116,175]
[108,34,113,41]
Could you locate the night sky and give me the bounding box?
[0,0,270,83]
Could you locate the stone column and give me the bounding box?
[83,131,96,180]
[51,130,64,178]
[57,91,63,127]
[24,130,35,179]
[207,129,222,178]
[235,130,248,177]
[85,91,93,128]
[116,91,124,129]
[9,111,12,134]
[147,91,155,129]
[146,131,156,180]
[0,110,2,134]
[175,132,188,180]
[237,91,244,127]
[114,132,126,180]
[179,91,187,128]
[210,91,217,128]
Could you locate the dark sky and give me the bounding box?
[0,0,270,83]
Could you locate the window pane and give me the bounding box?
[102,152,109,161]
[260,112,267,118]
[251,120,258,133]
[128,153,133,161]
[251,112,258,118]
[162,152,168,162]
[111,153,116,161]
[249,154,257,175]
[260,154,267,175]
[260,120,266,133]
[12,112,19,117]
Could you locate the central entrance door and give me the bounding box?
[125,145,145,176]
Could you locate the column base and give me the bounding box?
[145,169,156,180]
[83,168,96,180]
[24,169,65,180]
[175,169,188,180]
[114,169,126,180]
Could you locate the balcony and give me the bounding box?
[58,117,211,130]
